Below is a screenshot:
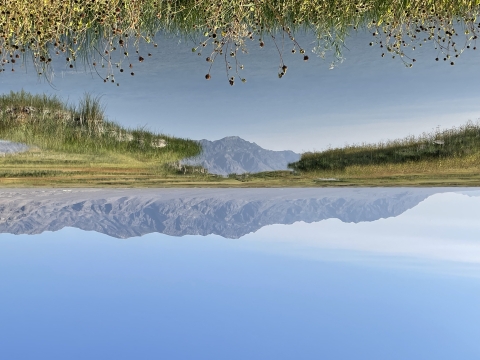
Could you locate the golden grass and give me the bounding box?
[2,148,480,187]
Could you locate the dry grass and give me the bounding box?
[1,149,479,188]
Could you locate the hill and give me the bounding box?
[289,121,480,172]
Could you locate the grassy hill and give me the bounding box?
[287,122,480,184]
[0,90,205,186]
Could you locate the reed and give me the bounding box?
[1,1,479,84]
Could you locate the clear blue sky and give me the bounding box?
[1,191,479,359]
[1,31,480,152]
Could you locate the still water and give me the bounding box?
[1,188,479,359]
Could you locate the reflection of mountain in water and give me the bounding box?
[182,137,300,175]
[0,188,453,239]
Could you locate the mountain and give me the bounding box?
[182,136,301,175]
[0,188,454,239]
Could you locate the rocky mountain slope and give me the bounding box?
[182,136,300,175]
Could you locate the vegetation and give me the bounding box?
[289,121,480,175]
[0,90,200,164]
[1,90,480,187]
[1,1,480,85]
[2,153,480,187]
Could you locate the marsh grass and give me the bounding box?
[0,90,201,162]
[289,121,480,174]
[1,1,480,84]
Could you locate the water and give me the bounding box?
[1,188,479,359]
[0,140,29,155]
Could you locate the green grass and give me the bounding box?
[0,90,200,162]
[289,121,480,173]
[1,1,480,84]
[0,90,204,186]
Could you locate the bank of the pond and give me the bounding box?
[1,156,480,188]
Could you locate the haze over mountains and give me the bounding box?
[182,136,301,175]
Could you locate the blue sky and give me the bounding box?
[1,31,480,152]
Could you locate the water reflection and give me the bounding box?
[1,189,479,359]
[0,187,470,238]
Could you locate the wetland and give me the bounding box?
[1,2,480,359]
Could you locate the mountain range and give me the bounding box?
[0,188,454,239]
[182,136,301,175]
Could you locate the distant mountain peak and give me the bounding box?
[182,136,301,176]
[221,136,242,140]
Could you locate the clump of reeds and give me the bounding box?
[0,90,201,160]
[0,1,480,85]
[289,121,480,172]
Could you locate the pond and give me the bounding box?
[1,2,480,358]
[1,188,479,359]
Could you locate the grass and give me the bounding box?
[285,121,480,186]
[1,91,480,188]
[0,90,200,158]
[0,90,201,173]
[1,1,480,84]
[3,151,479,188]
[1,150,480,188]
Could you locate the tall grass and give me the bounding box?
[0,90,201,161]
[289,121,480,172]
[0,1,479,84]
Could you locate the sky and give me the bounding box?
[1,190,480,359]
[1,31,480,152]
